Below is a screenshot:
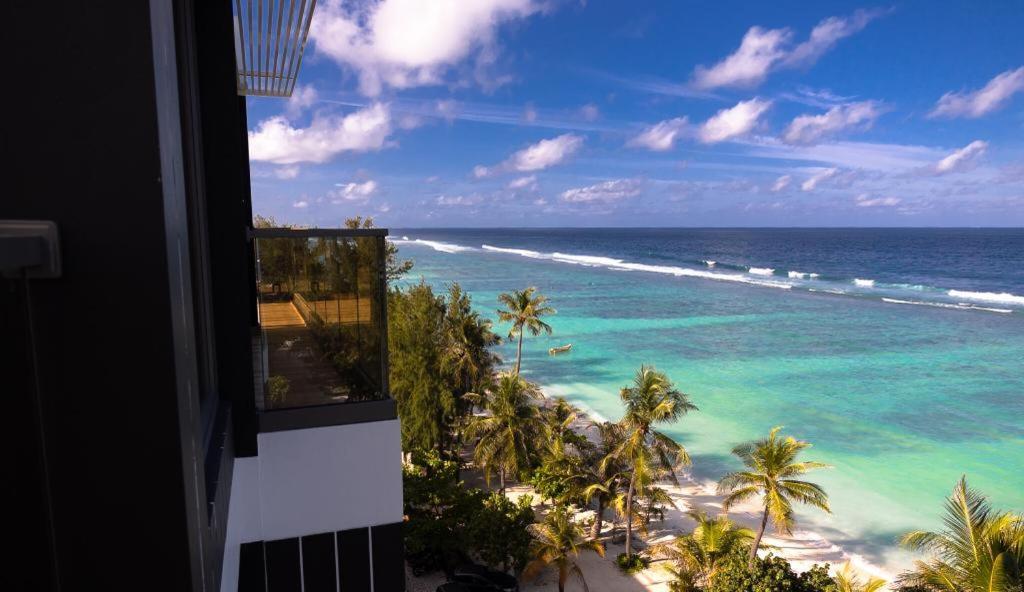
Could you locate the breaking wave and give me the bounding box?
[947,290,1024,306]
[394,237,1020,313]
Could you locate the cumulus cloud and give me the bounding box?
[293,200,309,208]
[771,174,792,192]
[928,67,1024,119]
[330,180,379,203]
[285,85,319,118]
[435,99,460,122]
[801,168,839,191]
[508,175,537,190]
[782,100,883,145]
[560,179,642,203]
[477,133,584,176]
[933,140,988,174]
[310,0,540,96]
[628,117,690,151]
[248,103,393,164]
[782,9,885,68]
[699,99,772,144]
[693,9,883,90]
[693,26,790,89]
[855,194,900,207]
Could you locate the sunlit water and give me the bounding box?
[391,228,1024,573]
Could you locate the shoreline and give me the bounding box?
[535,385,897,587]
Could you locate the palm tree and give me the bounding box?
[465,372,546,493]
[523,506,605,592]
[613,365,697,559]
[649,510,755,591]
[898,476,1024,592]
[497,287,555,375]
[717,426,831,567]
[579,422,627,541]
[835,562,886,592]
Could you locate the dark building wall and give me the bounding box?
[5,0,220,589]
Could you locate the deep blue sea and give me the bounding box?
[391,228,1024,573]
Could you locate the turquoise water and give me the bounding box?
[392,229,1024,573]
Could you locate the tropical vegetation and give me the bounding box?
[523,506,605,592]
[897,477,1023,592]
[496,286,556,375]
[717,426,832,567]
[381,242,1020,592]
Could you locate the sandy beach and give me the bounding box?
[409,388,895,592]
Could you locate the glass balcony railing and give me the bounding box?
[252,228,388,412]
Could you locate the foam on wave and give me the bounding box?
[749,267,775,276]
[947,290,1024,306]
[853,278,875,287]
[882,298,1012,314]
[788,270,819,279]
[482,244,545,258]
[393,237,474,253]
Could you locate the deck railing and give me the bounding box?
[251,228,389,419]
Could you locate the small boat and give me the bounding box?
[548,343,572,355]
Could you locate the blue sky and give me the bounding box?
[246,0,1024,227]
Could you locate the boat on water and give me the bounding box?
[548,344,572,355]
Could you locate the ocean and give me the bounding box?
[389,228,1024,573]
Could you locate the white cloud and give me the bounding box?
[561,179,642,203]
[801,167,839,191]
[693,10,883,90]
[934,140,988,174]
[928,67,1024,119]
[508,175,537,190]
[510,134,584,171]
[310,0,540,96]
[771,174,792,192]
[579,103,600,121]
[477,133,584,176]
[693,26,790,89]
[628,117,690,151]
[293,200,309,208]
[741,137,946,172]
[286,85,319,117]
[275,165,301,179]
[782,100,883,145]
[855,194,900,207]
[436,194,483,206]
[248,103,392,164]
[699,99,772,144]
[782,9,885,68]
[435,99,460,122]
[330,180,379,203]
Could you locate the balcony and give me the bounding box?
[251,227,394,431]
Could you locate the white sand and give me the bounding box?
[408,391,896,591]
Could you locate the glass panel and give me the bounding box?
[254,234,385,409]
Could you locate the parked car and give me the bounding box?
[450,564,519,592]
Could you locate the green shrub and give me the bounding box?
[616,552,650,574]
[711,550,837,592]
[267,375,290,405]
[402,451,534,575]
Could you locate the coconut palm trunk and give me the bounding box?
[515,328,524,375]
[750,506,769,567]
[625,473,637,558]
[590,496,606,540]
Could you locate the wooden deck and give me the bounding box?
[259,300,350,408]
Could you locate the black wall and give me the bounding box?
[4,0,250,589]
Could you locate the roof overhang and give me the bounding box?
[233,0,317,97]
